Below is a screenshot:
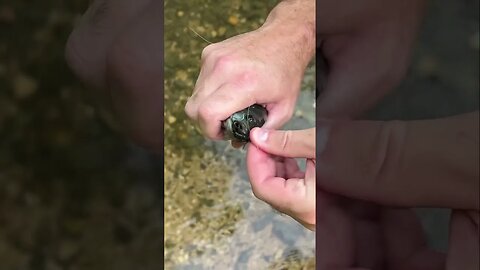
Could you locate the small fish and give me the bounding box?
[223,104,268,143]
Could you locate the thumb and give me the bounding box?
[316,112,479,209]
[250,127,315,159]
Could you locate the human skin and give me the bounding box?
[248,112,479,269]
[65,0,163,153]
[247,127,316,231]
[184,0,316,141]
[314,112,479,270]
[64,1,479,267]
[316,1,478,269]
[249,0,479,268]
[317,0,426,118]
[66,0,316,151]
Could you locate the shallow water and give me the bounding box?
[164,1,315,269]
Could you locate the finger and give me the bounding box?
[316,190,356,268]
[382,208,445,270]
[105,0,163,151]
[446,210,479,270]
[317,24,416,118]
[382,208,426,261]
[345,202,384,266]
[250,127,315,159]
[246,145,309,214]
[184,67,216,121]
[274,157,286,179]
[262,101,295,130]
[66,0,152,90]
[196,83,256,140]
[246,144,287,205]
[284,158,304,179]
[287,159,316,229]
[304,159,316,210]
[316,112,480,209]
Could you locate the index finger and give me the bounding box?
[246,144,289,204]
[196,83,256,140]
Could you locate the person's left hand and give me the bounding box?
[65,0,163,152]
[246,127,316,231]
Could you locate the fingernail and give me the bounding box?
[256,128,269,142]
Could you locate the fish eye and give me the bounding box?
[233,121,243,132]
[247,115,254,122]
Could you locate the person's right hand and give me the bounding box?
[185,0,315,141]
[315,111,479,269]
[317,0,427,117]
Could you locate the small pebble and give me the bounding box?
[218,27,227,36]
[175,70,188,81]
[13,73,38,99]
[168,115,176,124]
[228,15,239,26]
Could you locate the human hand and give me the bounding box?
[184,0,315,141]
[317,0,427,117]
[65,0,163,152]
[315,112,479,269]
[246,127,316,231]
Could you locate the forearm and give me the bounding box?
[260,0,316,68]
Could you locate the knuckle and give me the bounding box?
[65,33,96,86]
[232,71,258,89]
[184,100,196,119]
[201,43,216,60]
[212,55,235,74]
[197,103,215,122]
[106,38,161,91]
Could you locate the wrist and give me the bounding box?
[260,0,315,68]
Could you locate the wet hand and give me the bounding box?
[185,0,315,141]
[246,127,315,231]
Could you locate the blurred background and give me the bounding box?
[0,0,478,269]
[0,1,163,269]
[366,0,479,252]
